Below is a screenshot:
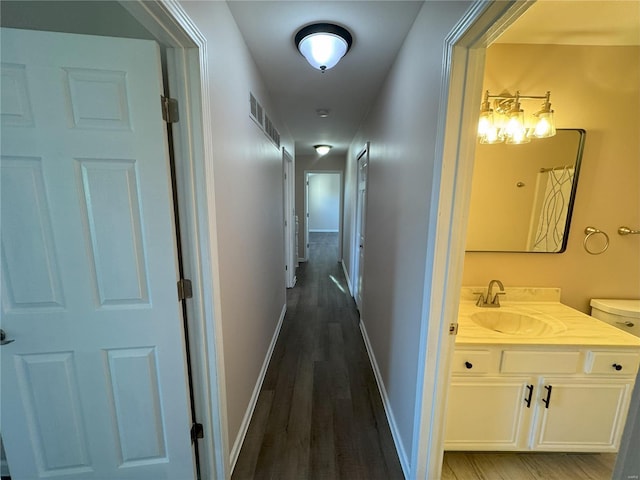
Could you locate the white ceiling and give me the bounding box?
[495,1,640,46]
[228,0,639,156]
[1,1,637,157]
[227,1,423,156]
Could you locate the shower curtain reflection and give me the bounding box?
[529,166,575,252]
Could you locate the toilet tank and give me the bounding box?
[590,299,640,338]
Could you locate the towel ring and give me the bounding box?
[584,226,609,255]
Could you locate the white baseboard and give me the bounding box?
[308,229,339,233]
[359,319,409,478]
[298,257,307,263]
[341,259,354,297]
[230,303,287,471]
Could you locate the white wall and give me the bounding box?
[178,1,292,462]
[343,1,473,471]
[308,173,340,232]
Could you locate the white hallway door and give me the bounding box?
[354,147,369,311]
[1,28,195,479]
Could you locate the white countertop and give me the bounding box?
[456,301,640,348]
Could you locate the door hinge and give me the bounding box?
[191,422,204,443]
[285,265,288,271]
[161,96,179,123]
[449,323,459,335]
[177,279,193,300]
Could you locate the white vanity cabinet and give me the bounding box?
[444,346,640,452]
[445,376,533,449]
[531,376,631,450]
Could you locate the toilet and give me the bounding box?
[590,299,640,338]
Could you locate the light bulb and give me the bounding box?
[531,110,556,138]
[477,111,494,137]
[314,145,332,156]
[480,125,502,144]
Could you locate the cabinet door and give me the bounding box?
[531,377,632,451]
[444,377,533,450]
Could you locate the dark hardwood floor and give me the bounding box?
[232,232,404,480]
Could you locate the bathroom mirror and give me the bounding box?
[465,129,586,253]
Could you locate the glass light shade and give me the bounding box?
[504,110,530,144]
[298,33,348,71]
[477,110,494,136]
[295,23,352,72]
[531,110,556,138]
[314,145,332,156]
[479,125,502,144]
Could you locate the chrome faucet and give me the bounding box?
[476,279,505,307]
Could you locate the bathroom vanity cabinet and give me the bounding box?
[444,346,640,452]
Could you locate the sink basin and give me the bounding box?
[470,311,566,336]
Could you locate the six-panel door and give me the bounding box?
[1,28,195,479]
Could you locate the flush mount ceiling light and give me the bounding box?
[478,90,556,145]
[314,144,332,156]
[316,108,330,118]
[295,23,353,72]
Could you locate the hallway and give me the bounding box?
[232,232,404,479]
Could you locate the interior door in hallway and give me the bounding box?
[282,148,295,287]
[0,28,195,479]
[354,146,369,311]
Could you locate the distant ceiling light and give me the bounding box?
[316,109,330,118]
[314,145,332,156]
[295,23,353,72]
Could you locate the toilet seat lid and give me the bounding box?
[590,299,640,318]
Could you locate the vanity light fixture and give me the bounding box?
[314,144,332,156]
[478,90,556,144]
[295,23,353,72]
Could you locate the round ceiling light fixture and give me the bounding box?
[314,145,332,156]
[295,23,353,72]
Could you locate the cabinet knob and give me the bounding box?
[612,363,623,371]
[464,361,473,369]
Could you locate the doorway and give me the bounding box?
[414,1,638,478]
[352,145,369,312]
[282,148,296,288]
[304,171,343,263]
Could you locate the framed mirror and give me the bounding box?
[465,129,586,253]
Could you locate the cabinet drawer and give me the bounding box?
[586,351,640,375]
[452,350,493,374]
[501,350,581,374]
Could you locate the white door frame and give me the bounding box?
[282,148,296,288]
[352,144,369,311]
[119,2,229,478]
[410,1,535,478]
[303,170,344,262]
